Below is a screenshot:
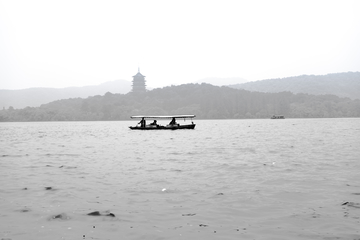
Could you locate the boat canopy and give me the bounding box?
[131,115,195,119]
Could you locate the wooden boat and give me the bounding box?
[271,115,285,119]
[129,115,196,130]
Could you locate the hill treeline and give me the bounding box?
[1,83,360,122]
[230,72,360,100]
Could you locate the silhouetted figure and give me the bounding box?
[150,120,158,126]
[139,118,146,127]
[169,117,177,125]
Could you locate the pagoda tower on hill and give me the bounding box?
[132,68,147,93]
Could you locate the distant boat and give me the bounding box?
[271,115,285,119]
[129,115,196,130]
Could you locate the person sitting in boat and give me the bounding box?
[138,118,146,127]
[150,120,158,126]
[169,117,177,125]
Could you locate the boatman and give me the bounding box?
[169,117,177,125]
[139,118,146,127]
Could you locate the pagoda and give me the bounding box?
[132,68,147,93]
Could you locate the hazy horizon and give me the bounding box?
[0,76,249,91]
[1,71,357,91]
[1,0,359,90]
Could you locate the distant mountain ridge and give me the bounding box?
[1,77,245,109]
[0,80,132,109]
[229,72,360,100]
[1,72,359,109]
[1,83,360,122]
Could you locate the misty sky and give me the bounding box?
[1,0,359,90]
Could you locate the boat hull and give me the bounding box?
[129,124,196,130]
[271,115,285,119]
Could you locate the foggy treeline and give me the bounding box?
[1,83,360,122]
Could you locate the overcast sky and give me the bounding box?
[1,0,359,90]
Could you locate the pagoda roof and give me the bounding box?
[133,71,145,77]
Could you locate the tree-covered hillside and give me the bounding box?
[1,83,359,122]
[230,72,360,100]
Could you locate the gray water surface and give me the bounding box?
[1,118,360,239]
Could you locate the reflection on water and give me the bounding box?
[1,119,360,239]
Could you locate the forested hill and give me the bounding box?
[229,72,360,100]
[1,83,359,122]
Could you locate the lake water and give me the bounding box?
[1,118,360,240]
